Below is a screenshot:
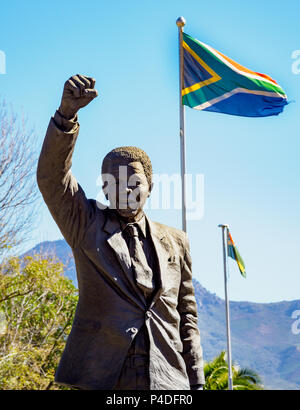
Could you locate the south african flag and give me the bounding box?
[227,231,246,278]
[182,32,288,117]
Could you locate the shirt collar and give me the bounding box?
[118,213,147,238]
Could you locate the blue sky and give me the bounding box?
[0,0,299,303]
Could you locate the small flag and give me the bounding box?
[182,32,288,117]
[227,231,246,278]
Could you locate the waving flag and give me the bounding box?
[182,32,288,117]
[227,231,246,278]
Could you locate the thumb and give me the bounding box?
[84,88,98,99]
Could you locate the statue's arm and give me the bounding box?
[178,233,206,388]
[37,75,98,248]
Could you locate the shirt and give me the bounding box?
[118,212,158,356]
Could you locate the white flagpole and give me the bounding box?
[218,224,234,390]
[176,16,187,233]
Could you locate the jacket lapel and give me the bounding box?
[105,220,131,273]
[146,217,170,308]
[103,210,172,309]
[103,210,146,308]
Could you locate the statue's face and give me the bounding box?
[102,160,152,219]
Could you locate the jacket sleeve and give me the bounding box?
[37,111,95,249]
[178,233,205,386]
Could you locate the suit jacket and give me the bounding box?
[36,114,205,390]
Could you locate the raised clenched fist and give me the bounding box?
[58,74,98,119]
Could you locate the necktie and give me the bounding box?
[126,224,153,293]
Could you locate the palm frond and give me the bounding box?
[204,351,264,390]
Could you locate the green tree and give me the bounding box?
[0,255,78,389]
[204,351,264,390]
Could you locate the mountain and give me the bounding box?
[23,239,77,283]
[194,281,300,389]
[24,239,300,390]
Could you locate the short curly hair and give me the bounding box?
[101,146,153,187]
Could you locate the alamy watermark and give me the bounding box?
[0,50,6,74]
[95,168,204,221]
[291,50,300,75]
[291,310,300,335]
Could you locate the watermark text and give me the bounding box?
[96,168,204,221]
[291,50,300,75]
[291,310,300,335]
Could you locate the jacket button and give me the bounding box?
[146,311,152,318]
[126,327,138,335]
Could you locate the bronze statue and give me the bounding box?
[37,75,205,390]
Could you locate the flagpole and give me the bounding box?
[218,224,233,390]
[176,16,187,233]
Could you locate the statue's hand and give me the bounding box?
[58,74,98,119]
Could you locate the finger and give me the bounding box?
[77,74,91,89]
[83,88,98,99]
[86,76,96,89]
[72,75,86,95]
[66,78,81,98]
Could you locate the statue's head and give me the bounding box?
[101,146,153,219]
